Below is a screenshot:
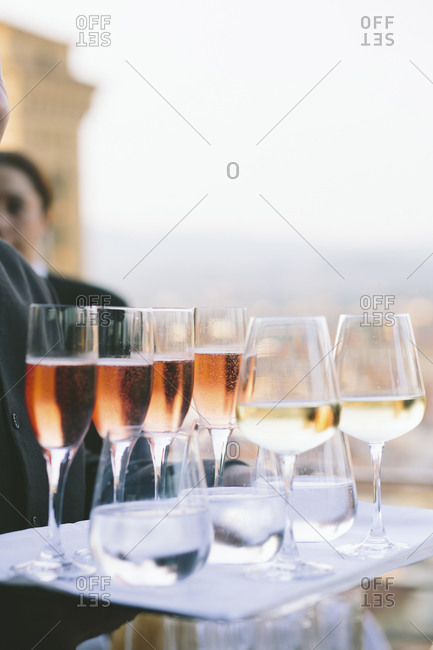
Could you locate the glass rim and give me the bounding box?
[194,306,247,312]
[29,302,93,310]
[250,315,328,324]
[150,307,194,312]
[151,307,194,316]
[29,303,152,312]
[94,306,152,312]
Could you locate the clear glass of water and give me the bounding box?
[89,428,213,586]
[291,429,357,542]
[197,424,286,564]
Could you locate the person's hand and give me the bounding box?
[0,583,142,649]
[0,57,9,141]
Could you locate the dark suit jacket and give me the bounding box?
[47,274,127,308]
[0,242,87,533]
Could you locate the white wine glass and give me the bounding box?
[92,307,154,502]
[334,313,426,558]
[143,308,194,498]
[12,304,97,581]
[236,316,341,580]
[194,307,247,486]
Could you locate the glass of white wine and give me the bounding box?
[236,316,341,579]
[334,313,426,558]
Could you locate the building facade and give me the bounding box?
[0,22,93,276]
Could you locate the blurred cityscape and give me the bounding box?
[88,229,433,506]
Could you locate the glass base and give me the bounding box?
[72,547,96,572]
[245,556,334,582]
[11,553,94,582]
[338,537,409,560]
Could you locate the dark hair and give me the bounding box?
[0,151,53,214]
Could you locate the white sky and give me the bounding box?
[0,1,433,304]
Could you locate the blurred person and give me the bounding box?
[0,152,127,490]
[0,146,93,531]
[0,150,127,307]
[0,58,143,650]
[0,66,65,533]
[0,78,127,532]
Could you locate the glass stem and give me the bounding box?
[150,435,172,499]
[56,449,74,525]
[42,449,69,560]
[110,439,136,503]
[367,442,386,541]
[210,427,232,487]
[278,454,300,563]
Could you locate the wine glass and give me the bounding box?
[290,431,357,542]
[194,307,247,486]
[143,308,194,498]
[12,304,97,581]
[199,435,286,565]
[90,428,212,586]
[334,313,426,558]
[236,316,341,579]
[92,307,154,502]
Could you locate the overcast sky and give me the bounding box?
[1,1,433,304]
